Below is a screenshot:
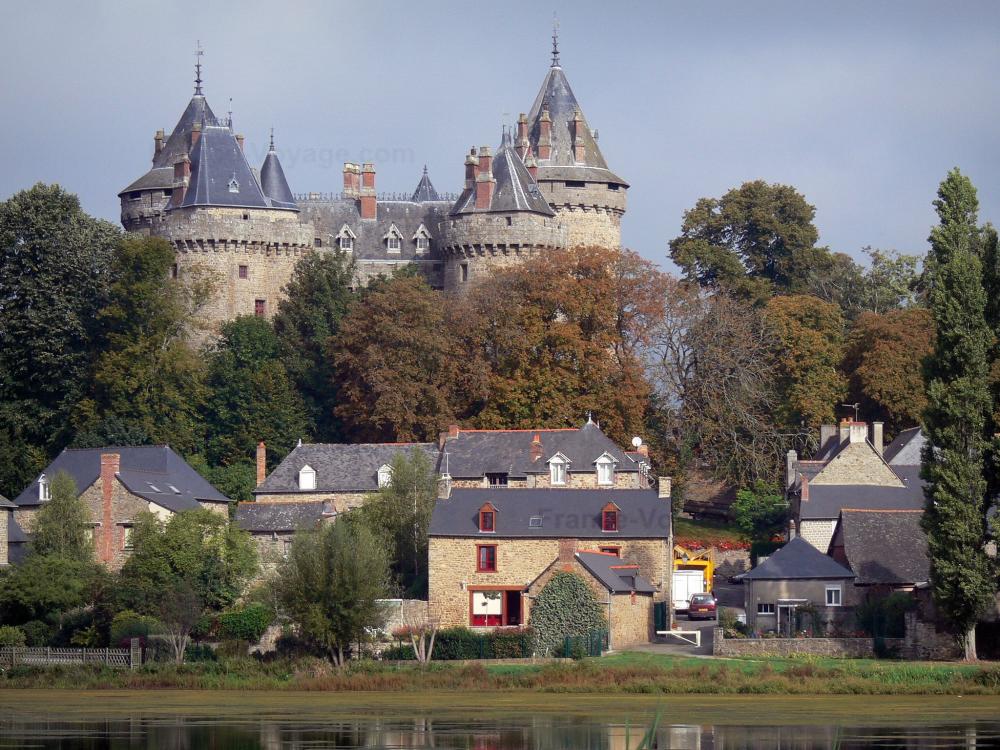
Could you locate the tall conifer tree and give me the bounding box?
[921,169,996,660]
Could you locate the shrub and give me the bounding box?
[218,603,273,643]
[529,572,606,656]
[856,592,916,638]
[20,620,53,647]
[216,639,251,659]
[110,610,160,647]
[184,643,218,662]
[382,627,535,661]
[0,625,26,647]
[381,644,416,660]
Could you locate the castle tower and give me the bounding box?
[520,33,627,249]
[411,165,441,202]
[442,130,566,288]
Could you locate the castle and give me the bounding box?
[119,36,628,331]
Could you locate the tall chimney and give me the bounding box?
[786,449,797,490]
[236,133,245,152]
[525,155,538,181]
[538,109,552,160]
[360,162,377,220]
[849,422,867,444]
[154,129,165,159]
[658,476,672,500]
[571,109,586,162]
[171,154,191,207]
[819,424,836,452]
[475,147,495,210]
[516,113,529,159]
[464,149,479,190]
[872,422,884,455]
[839,419,851,446]
[256,441,267,487]
[558,538,575,570]
[531,432,543,463]
[99,453,120,565]
[343,163,359,198]
[190,121,202,149]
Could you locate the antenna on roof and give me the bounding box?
[194,40,204,95]
[227,98,233,131]
[841,402,861,421]
[551,13,560,67]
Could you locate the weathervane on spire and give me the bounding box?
[269,127,275,152]
[551,13,560,67]
[194,40,204,95]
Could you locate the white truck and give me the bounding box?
[672,569,707,613]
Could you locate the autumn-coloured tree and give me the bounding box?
[330,274,485,442]
[454,247,666,446]
[842,308,935,435]
[765,294,847,436]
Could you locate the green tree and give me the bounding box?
[730,483,788,544]
[118,509,257,615]
[0,554,107,627]
[358,448,438,597]
[276,518,391,666]
[30,472,92,561]
[858,247,921,314]
[920,169,996,660]
[0,184,120,496]
[204,316,309,468]
[529,572,607,656]
[273,252,356,441]
[668,181,827,302]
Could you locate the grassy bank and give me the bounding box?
[2,652,999,695]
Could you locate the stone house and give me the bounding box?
[742,537,855,634]
[0,494,23,566]
[786,421,924,551]
[439,418,651,491]
[235,500,336,570]
[427,483,672,650]
[11,446,230,571]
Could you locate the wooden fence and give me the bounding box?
[0,639,141,670]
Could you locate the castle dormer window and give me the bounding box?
[298,465,316,491]
[384,224,403,254]
[413,224,432,254]
[38,474,50,502]
[228,178,240,194]
[377,464,393,488]
[336,224,356,252]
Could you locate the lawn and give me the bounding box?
[672,516,745,547]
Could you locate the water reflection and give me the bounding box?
[2,714,1000,749]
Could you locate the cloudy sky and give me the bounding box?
[2,0,999,269]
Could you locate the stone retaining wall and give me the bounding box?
[712,629,904,658]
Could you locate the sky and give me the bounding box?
[2,0,1000,270]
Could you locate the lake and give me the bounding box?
[1,691,1000,748]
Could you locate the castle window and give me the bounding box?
[506,216,512,226]
[298,465,316,491]
[38,474,50,502]
[239,265,248,279]
[601,502,620,532]
[565,180,586,188]
[384,224,403,253]
[242,213,250,220]
[416,236,429,251]
[228,178,240,194]
[476,545,497,573]
[122,524,134,551]
[254,299,266,317]
[608,184,620,191]
[413,224,432,253]
[337,224,357,252]
[314,237,323,248]
[340,236,353,251]
[377,464,393,489]
[460,264,469,283]
[163,189,173,197]
[129,191,141,200]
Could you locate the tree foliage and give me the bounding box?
[920,169,997,660]
[730,483,788,544]
[276,518,391,665]
[30,471,92,561]
[0,554,107,626]
[529,572,607,656]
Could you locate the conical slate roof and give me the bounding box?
[526,63,627,186]
[411,166,441,202]
[450,131,553,217]
[180,125,271,209]
[260,137,298,211]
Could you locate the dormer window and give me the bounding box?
[601,502,620,532]
[377,464,393,488]
[416,237,429,251]
[384,224,403,253]
[596,453,617,486]
[38,474,50,502]
[336,224,356,252]
[298,465,316,491]
[478,503,496,533]
[413,224,432,254]
[228,177,240,194]
[549,453,569,486]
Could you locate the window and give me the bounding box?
[129,191,141,200]
[479,509,495,532]
[314,237,323,248]
[596,454,616,486]
[298,465,316,491]
[565,180,586,188]
[171,264,178,279]
[385,224,403,253]
[505,216,512,226]
[254,299,266,317]
[599,546,620,557]
[549,455,567,485]
[825,586,842,606]
[486,473,508,487]
[529,516,543,528]
[471,590,502,626]
[340,236,353,251]
[477,544,497,572]
[242,213,250,220]
[601,503,619,532]
[757,603,776,615]
[337,224,356,251]
[416,236,429,251]
[239,265,248,279]
[377,464,393,488]
[228,178,240,193]
[38,475,50,502]
[283,539,293,560]
[122,525,134,551]
[460,264,469,283]
[163,189,173,197]
[387,235,401,251]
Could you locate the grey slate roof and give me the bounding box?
[450,132,554,217]
[0,494,14,509]
[801,473,924,520]
[442,422,637,479]
[411,166,441,202]
[7,514,27,543]
[236,501,333,533]
[525,64,626,186]
[255,443,439,495]
[12,445,229,510]
[576,551,656,594]
[180,125,274,210]
[833,510,929,585]
[884,427,925,466]
[260,141,298,211]
[743,537,855,581]
[429,488,669,539]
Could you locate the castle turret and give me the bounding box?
[411,165,441,202]
[260,131,298,211]
[521,34,627,249]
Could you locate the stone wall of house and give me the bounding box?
[448,472,640,490]
[198,501,230,517]
[901,611,961,660]
[251,530,297,571]
[0,508,9,566]
[712,630,903,658]
[810,442,902,486]
[798,519,839,551]
[610,592,653,647]
[714,548,752,576]
[79,477,157,572]
[252,492,372,513]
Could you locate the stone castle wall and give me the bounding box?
[121,189,172,235]
[537,180,626,250]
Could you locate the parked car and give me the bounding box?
[687,592,717,620]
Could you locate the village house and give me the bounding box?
[235,500,336,569]
[427,482,672,650]
[0,493,22,566]
[786,421,924,551]
[10,446,230,571]
[438,417,651,490]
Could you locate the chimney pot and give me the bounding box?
[530,433,543,463]
[359,163,377,219]
[448,424,460,439]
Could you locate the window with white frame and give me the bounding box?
[757,603,776,615]
[825,585,842,606]
[38,474,50,502]
[122,525,134,551]
[377,464,393,488]
[336,224,356,252]
[413,224,432,253]
[384,224,403,253]
[549,455,567,485]
[596,454,616,485]
[298,465,316,491]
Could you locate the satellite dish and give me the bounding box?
[631,436,643,448]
